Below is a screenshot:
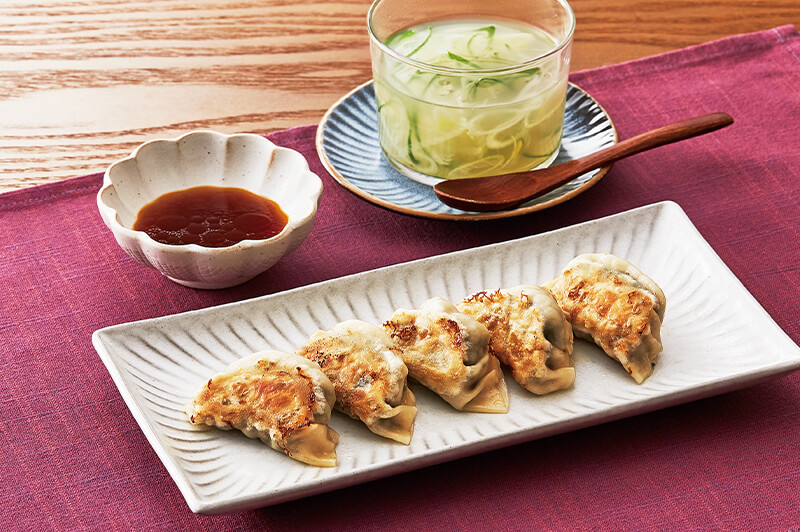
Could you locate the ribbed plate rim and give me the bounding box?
[92,201,800,514]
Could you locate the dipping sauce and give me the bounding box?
[133,186,288,248]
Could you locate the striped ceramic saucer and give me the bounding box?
[316,80,617,221]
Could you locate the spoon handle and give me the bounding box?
[560,112,734,177]
[433,111,734,213]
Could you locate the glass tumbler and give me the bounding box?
[368,0,575,184]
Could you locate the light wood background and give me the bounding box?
[2,0,798,192]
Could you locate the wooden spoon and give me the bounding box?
[433,112,733,212]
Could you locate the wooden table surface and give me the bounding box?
[2,0,798,193]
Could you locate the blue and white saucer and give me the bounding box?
[316,81,617,221]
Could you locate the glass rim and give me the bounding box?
[366,0,576,76]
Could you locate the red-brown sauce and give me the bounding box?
[133,186,288,248]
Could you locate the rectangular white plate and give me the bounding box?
[92,201,800,514]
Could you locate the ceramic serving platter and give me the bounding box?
[316,81,617,220]
[92,201,800,514]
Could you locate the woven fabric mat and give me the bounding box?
[2,25,799,530]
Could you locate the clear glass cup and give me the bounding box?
[367,0,575,184]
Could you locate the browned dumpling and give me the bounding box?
[458,285,575,395]
[544,253,666,384]
[297,320,417,444]
[383,297,509,413]
[187,350,339,467]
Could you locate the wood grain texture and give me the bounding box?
[1,0,797,192]
[434,113,735,211]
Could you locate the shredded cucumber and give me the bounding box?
[466,25,495,56]
[375,19,568,179]
[409,27,433,57]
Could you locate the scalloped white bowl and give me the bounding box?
[97,131,323,289]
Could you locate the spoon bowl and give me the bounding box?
[434,112,734,212]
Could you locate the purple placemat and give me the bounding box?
[2,25,799,530]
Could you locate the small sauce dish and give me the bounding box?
[97,130,323,289]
